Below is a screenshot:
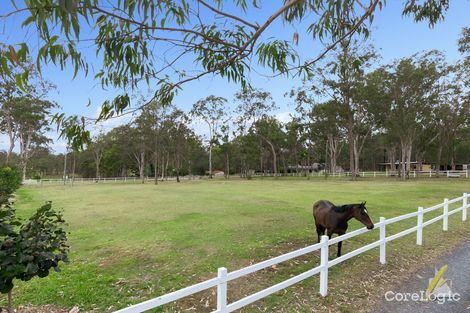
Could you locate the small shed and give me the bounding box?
[378,161,431,172]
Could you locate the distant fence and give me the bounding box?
[114,193,469,313]
[255,170,470,178]
[24,170,470,185]
[23,176,202,185]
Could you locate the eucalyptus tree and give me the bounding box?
[290,39,377,179]
[161,109,194,182]
[309,101,346,174]
[88,132,107,180]
[234,87,277,176]
[136,101,169,184]
[0,80,21,164]
[369,52,445,179]
[0,95,56,179]
[252,116,286,176]
[191,95,228,178]
[431,62,470,173]
[0,1,450,148]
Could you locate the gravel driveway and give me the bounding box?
[371,239,470,313]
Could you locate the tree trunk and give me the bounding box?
[71,152,76,186]
[139,150,145,184]
[21,160,27,181]
[400,141,407,181]
[8,289,12,313]
[327,135,337,174]
[63,151,67,185]
[176,154,180,183]
[451,140,456,171]
[388,146,396,173]
[6,135,15,165]
[95,158,100,180]
[354,142,360,177]
[154,155,158,185]
[406,142,412,179]
[347,125,356,180]
[209,143,213,179]
[266,140,277,176]
[225,151,230,179]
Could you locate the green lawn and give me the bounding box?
[5,178,470,312]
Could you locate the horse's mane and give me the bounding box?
[333,204,359,213]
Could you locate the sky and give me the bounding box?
[0,1,469,153]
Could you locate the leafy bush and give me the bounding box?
[0,201,69,311]
[0,167,22,205]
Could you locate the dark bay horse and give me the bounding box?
[313,200,374,257]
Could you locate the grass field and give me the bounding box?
[4,178,470,312]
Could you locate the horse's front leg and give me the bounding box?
[316,224,325,243]
[336,230,346,257]
[326,229,334,239]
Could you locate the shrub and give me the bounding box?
[0,167,22,205]
[0,201,69,312]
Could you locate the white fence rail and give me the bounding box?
[114,193,470,313]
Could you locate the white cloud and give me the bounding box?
[275,111,294,123]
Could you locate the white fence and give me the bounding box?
[23,176,201,185]
[287,170,469,178]
[114,193,470,313]
[23,170,470,185]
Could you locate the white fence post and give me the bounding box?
[217,267,228,312]
[416,207,423,246]
[379,217,386,264]
[319,235,329,297]
[443,198,449,231]
[463,193,468,222]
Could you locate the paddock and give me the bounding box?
[7,178,470,312]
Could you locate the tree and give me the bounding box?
[234,87,277,177]
[161,109,194,182]
[0,81,21,164]
[1,96,56,180]
[0,1,451,147]
[292,39,377,179]
[369,52,444,179]
[252,116,286,176]
[431,61,470,173]
[139,102,169,185]
[309,101,346,174]
[89,133,108,180]
[191,96,228,178]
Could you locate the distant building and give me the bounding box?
[378,161,432,172]
[287,163,326,173]
[206,170,225,176]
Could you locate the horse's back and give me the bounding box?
[313,200,334,224]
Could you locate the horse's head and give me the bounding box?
[352,201,374,230]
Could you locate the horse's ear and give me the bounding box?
[361,201,367,207]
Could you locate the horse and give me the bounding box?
[313,200,374,257]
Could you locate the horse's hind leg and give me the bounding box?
[316,224,325,243]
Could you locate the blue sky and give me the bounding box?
[1,1,469,152]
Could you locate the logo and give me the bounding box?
[384,264,461,304]
[425,264,456,300]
